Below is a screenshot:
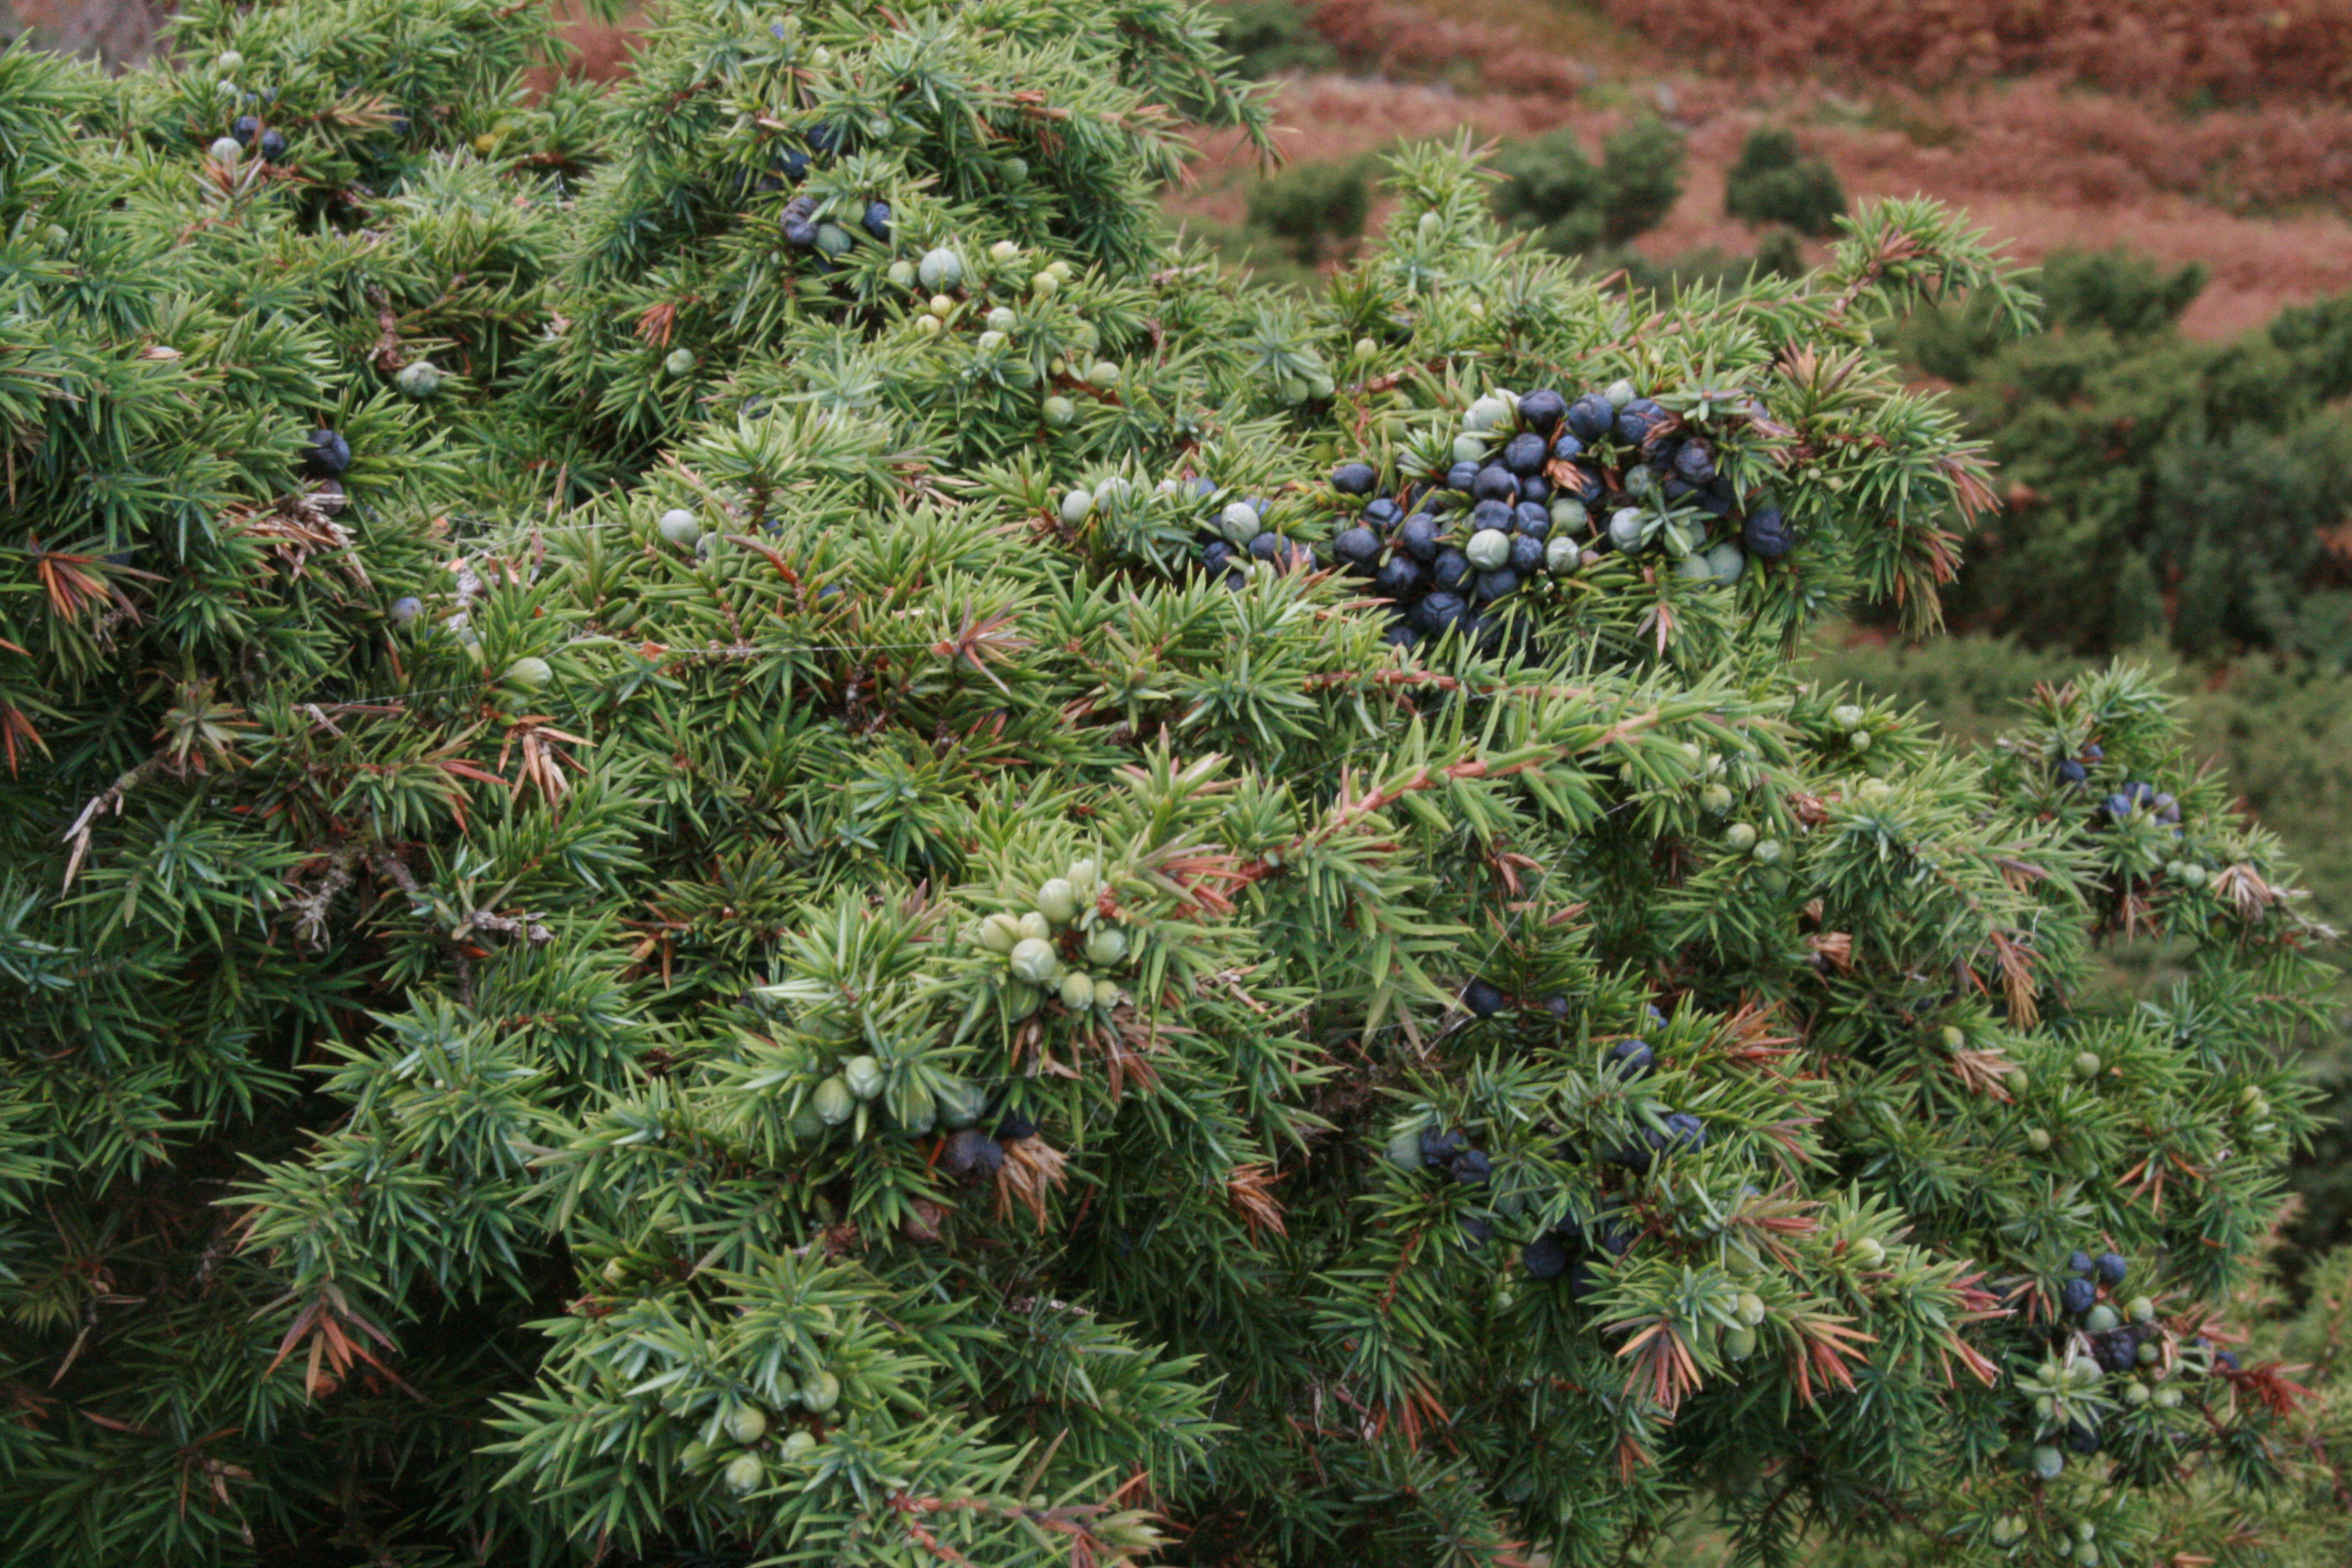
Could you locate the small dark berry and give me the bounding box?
[994,1111,1037,1142]
[1742,506,1793,559]
[1363,497,1402,528]
[2081,742,2105,762]
[1332,461,1376,496]
[2056,759,2088,785]
[1472,566,1519,603]
[1380,623,1419,648]
[1523,1233,1570,1279]
[1502,432,1548,476]
[1517,387,1566,434]
[1616,397,1668,448]
[2060,1277,2097,1316]
[783,220,819,248]
[1411,591,1468,636]
[1449,1149,1492,1184]
[2092,1329,2140,1374]
[1562,464,1607,504]
[806,122,842,155]
[1247,532,1282,562]
[230,114,260,146]
[2215,1348,2240,1371]
[1661,1112,1705,1152]
[1398,514,1440,561]
[2095,1252,2126,1287]
[258,129,287,162]
[1431,548,1471,590]
[2067,1250,2094,1276]
[1201,540,1236,573]
[1511,501,1550,537]
[1550,432,1586,465]
[1374,553,1426,598]
[2065,1421,2102,1455]
[1517,474,1551,505]
[1566,392,1614,442]
[1602,1038,1655,1079]
[1509,534,1544,574]
[1446,460,1480,492]
[862,201,892,240]
[1593,1219,1636,1257]
[1419,1126,1469,1167]
[1471,465,1518,503]
[1463,978,1506,1016]
[301,427,351,478]
[1458,1215,1492,1247]
[1333,527,1382,567]
[1468,499,1514,535]
[1672,439,1716,485]
[1566,1258,1608,1302]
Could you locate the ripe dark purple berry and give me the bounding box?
[1247,532,1282,562]
[1517,387,1566,434]
[1431,548,1471,590]
[1333,527,1381,567]
[1509,534,1544,574]
[230,114,260,146]
[1517,474,1550,505]
[1410,591,1468,635]
[1463,978,1506,1016]
[1615,398,1667,447]
[2060,1277,2097,1316]
[2065,1421,2102,1455]
[1550,433,1586,466]
[1563,464,1607,505]
[1374,554,1425,598]
[862,201,892,240]
[1602,1038,1655,1079]
[1363,497,1402,528]
[1446,460,1480,492]
[1661,1112,1705,1152]
[1503,432,1548,475]
[1332,461,1376,496]
[1472,566,1519,603]
[2095,1252,2126,1286]
[2215,1348,2240,1371]
[1471,465,1518,503]
[1466,499,1512,535]
[1742,506,1792,559]
[1449,1149,1492,1183]
[994,1111,1037,1142]
[806,121,843,155]
[783,220,819,249]
[2056,759,2088,785]
[1512,502,1550,537]
[1523,1233,1570,1279]
[301,427,351,478]
[1201,540,1236,573]
[1566,392,1614,442]
[1671,440,1716,485]
[258,129,287,162]
[2066,1250,2094,1276]
[1398,514,1440,561]
[1419,1126,1469,1167]
[2082,742,2105,762]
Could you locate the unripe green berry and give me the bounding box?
[800,1369,841,1414]
[664,347,696,377]
[2027,1128,2053,1152]
[1059,490,1093,525]
[1057,969,1095,1011]
[918,247,964,290]
[1831,704,1864,729]
[726,1406,768,1445]
[780,1429,817,1457]
[1090,977,1121,1010]
[2084,1304,2118,1334]
[2122,1380,2149,1405]
[1851,1237,1885,1267]
[843,1055,884,1100]
[913,315,942,336]
[1848,730,1872,752]
[989,239,1020,263]
[1751,838,1783,864]
[2127,1295,2155,1323]
[1735,1290,1766,1327]
[1699,782,1733,815]
[1940,1025,1966,1052]
[1722,1324,1757,1360]
[927,294,954,318]
[1087,360,1120,388]
[723,1453,764,1494]
[1016,912,1051,944]
[208,136,243,165]
[1725,823,1757,852]
[2152,1385,2182,1408]
[1008,938,1059,984]
[1083,926,1128,966]
[978,912,1022,953]
[2073,1051,2103,1080]
[2030,1445,2064,1480]
[658,508,701,546]
[813,1076,855,1125]
[1036,877,1079,923]
[1043,395,1076,427]
[975,330,1007,351]
[505,656,552,691]
[886,260,916,288]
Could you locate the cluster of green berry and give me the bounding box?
[675,1371,845,1498]
[973,858,1131,1020]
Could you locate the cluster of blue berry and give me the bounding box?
[1317,384,1794,652]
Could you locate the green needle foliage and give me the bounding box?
[0,4,2345,1566]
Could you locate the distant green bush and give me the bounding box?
[1491,116,1686,256]
[1886,251,2352,668]
[1244,155,1371,264]
[1723,126,1847,236]
[1210,0,1337,77]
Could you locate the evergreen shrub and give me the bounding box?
[0,4,2342,1565]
